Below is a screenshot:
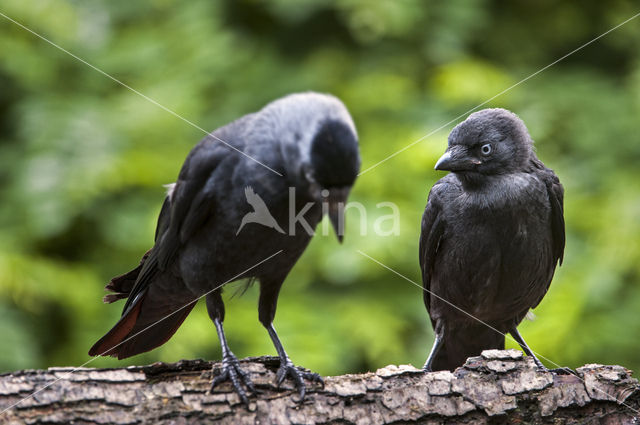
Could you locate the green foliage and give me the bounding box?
[0,0,639,375]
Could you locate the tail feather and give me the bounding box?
[113,300,196,359]
[89,294,145,357]
[90,271,196,359]
[103,251,151,304]
[431,325,505,371]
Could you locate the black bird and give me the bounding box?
[89,92,360,403]
[419,108,564,372]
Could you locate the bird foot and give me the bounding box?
[209,353,256,406]
[549,366,575,375]
[534,362,575,376]
[275,359,324,402]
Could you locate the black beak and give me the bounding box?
[326,187,350,243]
[434,150,453,171]
[434,146,478,172]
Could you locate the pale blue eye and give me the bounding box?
[481,143,492,155]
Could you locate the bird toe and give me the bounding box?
[209,356,255,407]
[550,366,575,375]
[275,361,323,402]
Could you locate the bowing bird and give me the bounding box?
[89,92,360,403]
[419,108,565,372]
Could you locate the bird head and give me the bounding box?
[266,92,360,242]
[435,108,533,178]
[307,118,360,242]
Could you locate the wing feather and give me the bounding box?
[121,144,226,314]
[529,158,565,309]
[532,158,565,266]
[419,182,446,316]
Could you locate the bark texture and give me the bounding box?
[1,350,638,424]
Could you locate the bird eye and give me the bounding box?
[480,143,492,156]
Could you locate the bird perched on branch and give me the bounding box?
[89,92,360,404]
[419,108,565,372]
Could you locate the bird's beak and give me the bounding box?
[326,187,350,243]
[434,146,478,172]
[434,150,453,171]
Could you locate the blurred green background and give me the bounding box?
[1,0,639,376]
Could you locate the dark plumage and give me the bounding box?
[89,92,360,403]
[419,108,565,372]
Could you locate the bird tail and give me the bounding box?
[89,273,196,359]
[102,251,150,304]
[431,325,505,371]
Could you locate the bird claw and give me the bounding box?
[209,354,256,407]
[275,360,324,402]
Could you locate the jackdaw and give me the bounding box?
[419,108,565,372]
[89,92,360,403]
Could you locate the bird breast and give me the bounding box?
[433,173,554,323]
[459,173,545,211]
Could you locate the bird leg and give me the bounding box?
[509,327,573,375]
[258,278,323,400]
[266,323,324,401]
[209,318,256,406]
[423,329,444,372]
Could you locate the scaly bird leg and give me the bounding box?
[209,318,256,406]
[423,332,444,372]
[266,323,323,401]
[509,327,573,375]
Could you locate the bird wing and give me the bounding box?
[244,186,255,201]
[120,143,228,315]
[530,158,565,308]
[531,158,565,266]
[545,172,565,267]
[419,181,446,317]
[245,186,270,211]
[154,195,172,242]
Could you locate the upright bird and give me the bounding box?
[89,92,360,403]
[419,108,564,372]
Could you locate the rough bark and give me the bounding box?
[0,350,638,424]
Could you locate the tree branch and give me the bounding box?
[1,350,638,424]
